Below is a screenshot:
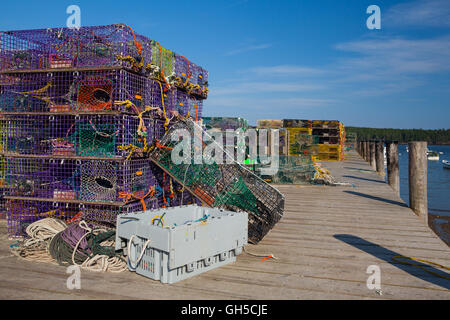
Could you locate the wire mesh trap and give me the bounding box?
[0,114,154,158]
[148,118,285,244]
[251,155,316,185]
[0,24,152,72]
[0,69,153,113]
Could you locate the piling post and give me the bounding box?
[408,141,428,224]
[375,141,385,176]
[386,141,400,196]
[362,141,365,160]
[364,141,369,161]
[370,141,376,169]
[366,141,371,162]
[362,141,366,160]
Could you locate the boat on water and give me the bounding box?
[427,150,439,161]
[443,160,450,169]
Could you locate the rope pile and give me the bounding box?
[10,218,127,273]
[10,218,67,264]
[312,162,353,186]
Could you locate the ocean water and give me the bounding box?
[395,144,450,245]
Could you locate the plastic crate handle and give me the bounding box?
[127,234,151,270]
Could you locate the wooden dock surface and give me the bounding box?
[0,151,449,299]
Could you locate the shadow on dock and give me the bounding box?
[343,190,408,207]
[343,175,386,184]
[334,234,450,290]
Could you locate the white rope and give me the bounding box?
[11,218,67,264]
[71,220,127,272]
[23,218,67,247]
[127,234,151,269]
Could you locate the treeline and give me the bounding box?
[346,127,450,145]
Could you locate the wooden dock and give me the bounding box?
[0,151,449,299]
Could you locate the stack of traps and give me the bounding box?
[0,24,208,237]
[149,118,285,244]
[116,205,248,284]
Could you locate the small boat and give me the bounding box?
[427,151,439,161]
[443,160,450,169]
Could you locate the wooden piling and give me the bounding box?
[375,141,385,176]
[370,141,376,169]
[386,141,400,196]
[364,141,369,161]
[408,141,428,224]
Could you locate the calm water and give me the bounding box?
[395,144,450,244]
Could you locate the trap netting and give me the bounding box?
[149,119,284,244]
[251,155,316,185]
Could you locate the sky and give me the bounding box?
[1,0,449,129]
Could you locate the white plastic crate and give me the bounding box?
[115,205,248,284]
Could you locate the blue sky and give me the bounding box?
[1,0,449,129]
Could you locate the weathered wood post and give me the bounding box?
[408,141,428,224]
[370,141,376,169]
[361,141,364,158]
[375,141,385,176]
[362,141,365,160]
[364,141,369,161]
[386,141,400,196]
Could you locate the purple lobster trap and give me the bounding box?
[6,199,80,238]
[0,69,153,113]
[4,198,155,238]
[0,114,155,159]
[0,24,152,72]
[3,157,157,203]
[174,54,209,87]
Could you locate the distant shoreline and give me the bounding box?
[346,127,450,145]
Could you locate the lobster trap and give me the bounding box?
[4,198,160,238]
[288,134,319,156]
[0,69,153,113]
[256,120,283,129]
[0,24,153,72]
[2,157,156,203]
[149,119,284,244]
[174,54,209,87]
[0,114,154,158]
[202,117,248,131]
[253,155,316,185]
[312,120,341,129]
[282,119,312,129]
[5,199,79,238]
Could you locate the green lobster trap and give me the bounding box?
[149,118,284,244]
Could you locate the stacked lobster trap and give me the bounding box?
[0,24,208,237]
[149,118,284,244]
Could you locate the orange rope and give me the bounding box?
[67,212,83,224]
[155,139,173,149]
[126,25,142,55]
[118,186,155,211]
